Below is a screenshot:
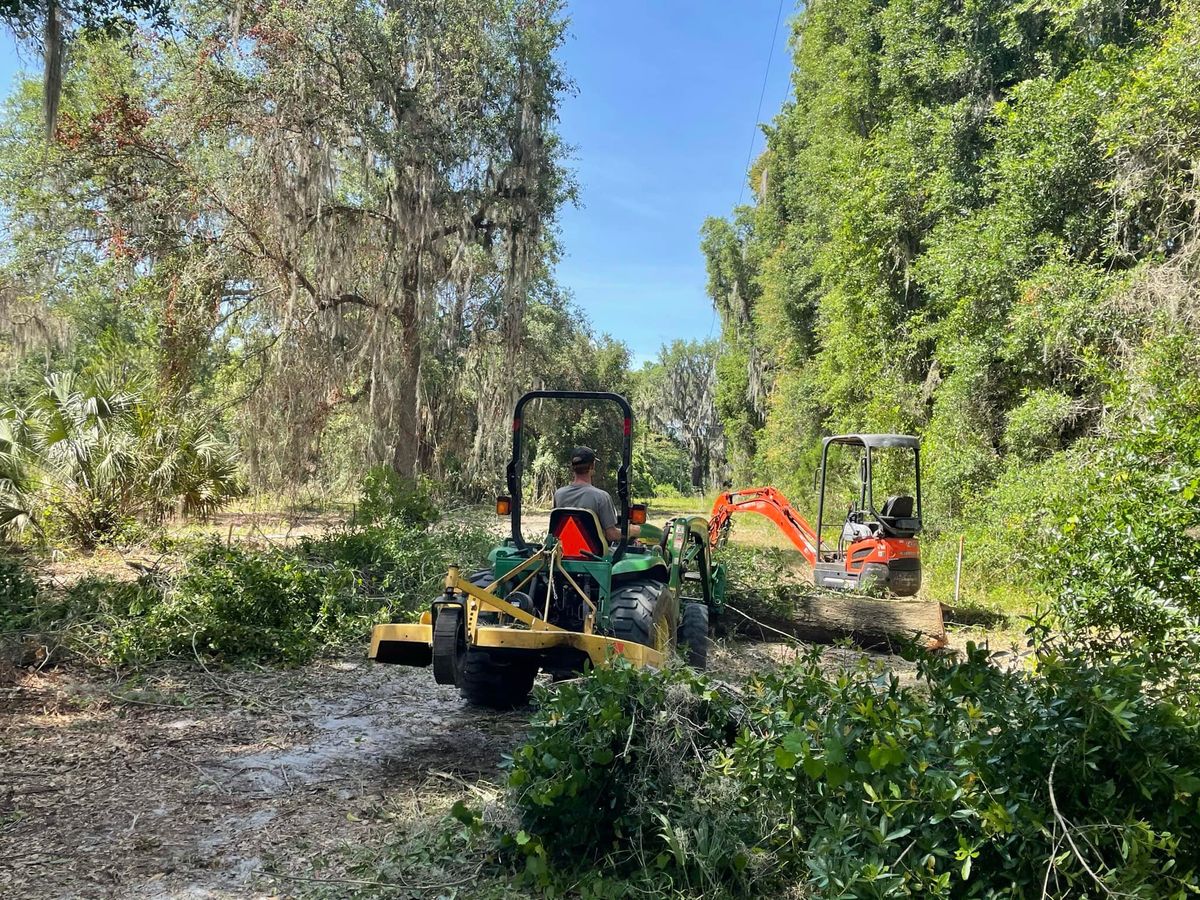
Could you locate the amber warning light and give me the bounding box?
[629,503,648,525]
[495,496,512,516]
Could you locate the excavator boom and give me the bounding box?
[708,487,821,563]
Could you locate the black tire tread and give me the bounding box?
[432,606,462,686]
[608,579,669,649]
[678,602,709,670]
[458,650,536,709]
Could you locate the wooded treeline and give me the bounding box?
[704,0,1200,612]
[0,1,726,545]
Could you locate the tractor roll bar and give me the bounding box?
[506,390,635,562]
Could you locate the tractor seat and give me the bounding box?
[548,508,607,559]
[878,495,920,537]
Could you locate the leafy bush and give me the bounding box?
[719,543,808,621]
[3,517,495,667]
[1045,348,1200,641]
[632,431,692,499]
[0,410,36,540]
[131,543,361,664]
[1003,389,1076,461]
[504,638,1200,897]
[0,553,37,627]
[305,516,494,596]
[351,465,438,527]
[508,662,737,867]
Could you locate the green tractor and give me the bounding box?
[369,390,725,708]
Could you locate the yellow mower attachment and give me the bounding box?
[370,561,667,697]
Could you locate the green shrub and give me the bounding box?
[508,662,737,866]
[719,543,808,621]
[2,518,495,668]
[351,465,438,527]
[136,543,361,664]
[1003,389,1076,461]
[1045,362,1200,642]
[306,515,494,598]
[632,431,692,498]
[504,637,1200,897]
[2,373,240,548]
[135,518,492,665]
[0,553,37,628]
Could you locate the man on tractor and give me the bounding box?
[554,446,640,543]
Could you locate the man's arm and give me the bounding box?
[598,494,639,543]
[604,523,642,542]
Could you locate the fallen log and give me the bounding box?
[726,591,947,652]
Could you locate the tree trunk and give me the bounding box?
[43,0,63,140]
[391,265,423,478]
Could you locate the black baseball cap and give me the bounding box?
[570,446,597,466]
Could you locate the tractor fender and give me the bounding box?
[611,552,669,583]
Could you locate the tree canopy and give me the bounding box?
[703,0,1200,606]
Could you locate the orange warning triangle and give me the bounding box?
[555,515,595,558]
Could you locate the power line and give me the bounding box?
[736,0,788,209]
[711,0,789,343]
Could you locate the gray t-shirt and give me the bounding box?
[553,483,618,532]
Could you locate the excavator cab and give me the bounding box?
[708,433,924,597]
[816,434,922,595]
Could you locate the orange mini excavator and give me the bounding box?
[709,434,924,597]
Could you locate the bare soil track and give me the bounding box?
[1,661,527,899]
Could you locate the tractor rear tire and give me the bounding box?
[678,602,709,670]
[608,579,669,649]
[458,649,537,709]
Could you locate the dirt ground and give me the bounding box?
[0,660,527,899]
[0,638,906,900]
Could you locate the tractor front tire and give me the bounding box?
[678,602,709,670]
[608,579,670,649]
[458,649,537,709]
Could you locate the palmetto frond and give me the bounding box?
[4,373,238,545]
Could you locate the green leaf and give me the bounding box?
[782,729,808,754]
[826,764,850,788]
[868,745,891,771]
[449,800,477,826]
[775,746,798,769]
[802,755,826,780]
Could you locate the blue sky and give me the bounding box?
[555,1,794,360]
[0,3,796,361]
